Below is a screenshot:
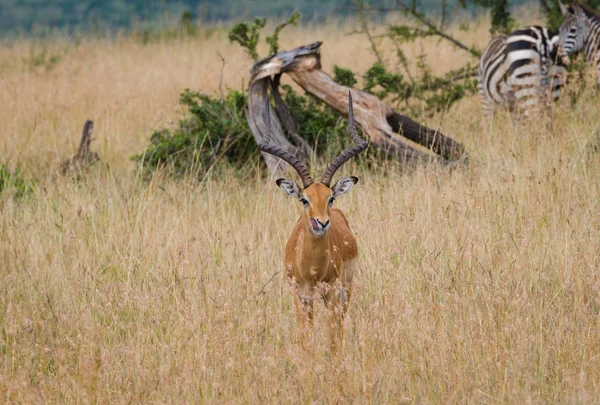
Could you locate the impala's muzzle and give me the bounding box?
[310,218,330,235]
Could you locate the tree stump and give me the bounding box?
[59,120,100,175]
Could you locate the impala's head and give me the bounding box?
[276,177,358,235]
[258,88,368,236]
[558,1,591,59]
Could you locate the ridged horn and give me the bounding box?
[258,95,314,188]
[320,91,368,187]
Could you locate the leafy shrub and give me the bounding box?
[352,2,480,118]
[132,90,252,178]
[132,84,360,179]
[0,164,35,197]
[23,47,62,73]
[229,11,300,61]
[228,18,267,61]
[333,66,357,87]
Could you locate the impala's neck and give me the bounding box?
[299,214,332,264]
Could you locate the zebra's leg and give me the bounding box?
[539,79,552,123]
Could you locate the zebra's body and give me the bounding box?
[478,26,568,118]
[558,1,600,82]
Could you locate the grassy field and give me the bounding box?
[1,15,600,403]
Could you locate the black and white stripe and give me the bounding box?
[478,26,568,118]
[558,1,600,82]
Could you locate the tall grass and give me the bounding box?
[1,18,600,403]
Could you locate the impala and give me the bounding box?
[259,91,368,349]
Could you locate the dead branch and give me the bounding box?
[356,2,383,65]
[247,42,467,173]
[394,0,481,58]
[217,52,226,104]
[351,2,481,59]
[246,74,311,177]
[270,75,312,161]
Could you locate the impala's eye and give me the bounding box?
[328,197,335,205]
[300,198,310,206]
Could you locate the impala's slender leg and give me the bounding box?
[324,260,356,352]
[294,290,314,327]
[293,287,314,348]
[324,282,349,353]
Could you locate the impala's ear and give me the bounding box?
[558,0,570,16]
[332,176,358,197]
[276,178,302,198]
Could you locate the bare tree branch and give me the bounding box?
[217,52,226,104]
[356,1,383,65]
[352,1,481,58]
[395,0,481,58]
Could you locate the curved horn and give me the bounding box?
[320,91,368,187]
[258,95,314,188]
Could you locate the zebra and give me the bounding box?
[478,26,568,119]
[557,1,600,83]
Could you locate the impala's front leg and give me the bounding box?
[293,285,315,348]
[293,289,314,327]
[324,281,352,353]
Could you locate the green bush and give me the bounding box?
[132,85,361,179]
[23,47,62,73]
[132,90,252,178]
[0,164,35,197]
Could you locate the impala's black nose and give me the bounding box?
[309,218,330,234]
[317,219,330,228]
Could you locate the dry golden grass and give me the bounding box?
[1,16,600,403]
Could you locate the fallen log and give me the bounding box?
[247,41,467,177]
